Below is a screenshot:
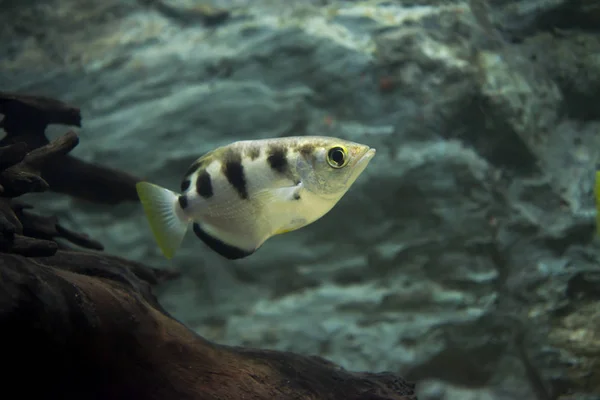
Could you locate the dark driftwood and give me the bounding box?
[0,92,417,399]
[0,91,140,204]
[2,250,416,400]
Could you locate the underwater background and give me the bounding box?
[2,0,600,399]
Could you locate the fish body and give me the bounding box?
[136,136,376,260]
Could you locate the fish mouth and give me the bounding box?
[348,147,376,179]
[357,147,376,165]
[363,148,376,161]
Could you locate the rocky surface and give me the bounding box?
[2,0,600,399]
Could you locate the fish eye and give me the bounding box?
[326,146,348,168]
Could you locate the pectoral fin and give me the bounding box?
[192,222,255,260]
[253,181,303,204]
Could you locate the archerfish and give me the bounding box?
[136,136,376,260]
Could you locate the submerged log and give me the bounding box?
[0,92,417,399]
[2,250,416,400]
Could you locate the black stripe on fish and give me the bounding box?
[193,223,254,260]
[184,157,206,177]
[178,194,189,209]
[267,145,289,174]
[181,179,191,192]
[222,151,248,199]
[298,143,315,158]
[196,169,214,198]
[246,145,260,160]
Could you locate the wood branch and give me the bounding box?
[0,91,417,399]
[0,142,28,170]
[0,198,22,234]
[0,165,49,197]
[0,91,140,205]
[0,131,79,198]
[3,234,58,256]
[0,121,137,255]
[12,204,104,251]
[1,250,416,400]
[42,154,141,204]
[25,129,80,167]
[0,91,81,133]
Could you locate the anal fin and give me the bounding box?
[192,223,255,260]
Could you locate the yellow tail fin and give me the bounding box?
[136,181,188,259]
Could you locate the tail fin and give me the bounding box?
[136,181,189,259]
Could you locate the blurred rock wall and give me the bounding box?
[2,0,600,399]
